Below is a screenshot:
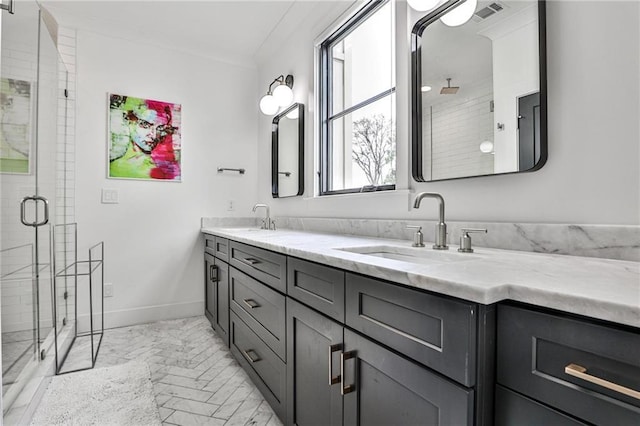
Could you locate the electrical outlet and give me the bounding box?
[104,283,114,297]
[227,200,234,211]
[101,189,119,204]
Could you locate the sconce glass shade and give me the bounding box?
[479,140,494,153]
[260,93,279,115]
[441,0,477,27]
[273,83,294,107]
[407,0,443,12]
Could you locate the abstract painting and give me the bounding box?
[108,93,182,181]
[0,78,32,174]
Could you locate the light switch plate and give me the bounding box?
[104,283,114,297]
[101,189,119,204]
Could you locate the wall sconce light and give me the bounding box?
[440,0,477,27]
[259,74,294,115]
[406,0,478,27]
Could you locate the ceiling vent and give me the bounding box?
[472,2,506,22]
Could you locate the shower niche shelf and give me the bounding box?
[53,223,104,375]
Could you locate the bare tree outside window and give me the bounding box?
[351,114,396,186]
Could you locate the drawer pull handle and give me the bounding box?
[329,344,342,385]
[341,351,356,395]
[239,257,261,266]
[243,299,260,309]
[242,349,261,363]
[565,363,640,401]
[210,265,219,282]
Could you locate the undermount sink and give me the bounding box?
[336,245,480,264]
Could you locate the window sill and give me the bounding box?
[304,188,412,202]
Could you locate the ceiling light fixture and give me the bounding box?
[421,85,432,92]
[259,74,294,115]
[440,0,477,27]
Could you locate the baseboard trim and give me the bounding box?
[77,301,204,332]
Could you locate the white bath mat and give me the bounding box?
[30,362,161,426]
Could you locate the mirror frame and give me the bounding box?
[272,103,304,198]
[411,0,547,182]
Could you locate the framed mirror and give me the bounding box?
[411,0,546,182]
[272,103,304,197]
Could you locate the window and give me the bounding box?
[320,0,396,195]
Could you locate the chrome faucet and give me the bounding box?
[413,192,448,250]
[252,204,275,230]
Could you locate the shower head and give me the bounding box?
[440,78,459,95]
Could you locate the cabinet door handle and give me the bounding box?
[329,344,342,385]
[239,257,260,266]
[210,265,219,282]
[242,349,260,363]
[242,299,260,309]
[340,351,356,395]
[565,363,640,401]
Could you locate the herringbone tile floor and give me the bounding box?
[61,316,281,426]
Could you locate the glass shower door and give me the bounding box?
[0,0,69,414]
[0,0,43,408]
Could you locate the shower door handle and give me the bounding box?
[20,196,49,227]
[0,0,15,14]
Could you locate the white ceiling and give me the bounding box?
[40,0,345,67]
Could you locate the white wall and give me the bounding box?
[74,30,258,327]
[256,0,639,226]
[485,6,539,173]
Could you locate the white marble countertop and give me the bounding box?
[201,227,640,328]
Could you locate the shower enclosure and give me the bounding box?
[0,0,74,416]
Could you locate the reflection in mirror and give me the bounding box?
[272,103,304,198]
[411,0,546,182]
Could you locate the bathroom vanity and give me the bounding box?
[202,227,640,425]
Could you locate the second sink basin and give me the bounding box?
[337,245,480,264]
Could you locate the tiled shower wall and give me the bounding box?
[0,25,77,333]
[53,27,77,327]
[422,79,495,180]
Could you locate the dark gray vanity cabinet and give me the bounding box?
[224,242,289,421]
[286,297,474,426]
[204,236,230,346]
[496,304,640,425]
[230,311,286,420]
[343,329,474,425]
[345,273,477,387]
[286,259,481,426]
[229,241,287,293]
[286,298,343,426]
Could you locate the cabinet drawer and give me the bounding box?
[497,304,640,425]
[230,241,286,293]
[230,267,286,360]
[214,237,229,262]
[204,235,229,261]
[204,234,216,256]
[495,385,586,425]
[230,312,285,421]
[345,273,477,387]
[287,257,345,322]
